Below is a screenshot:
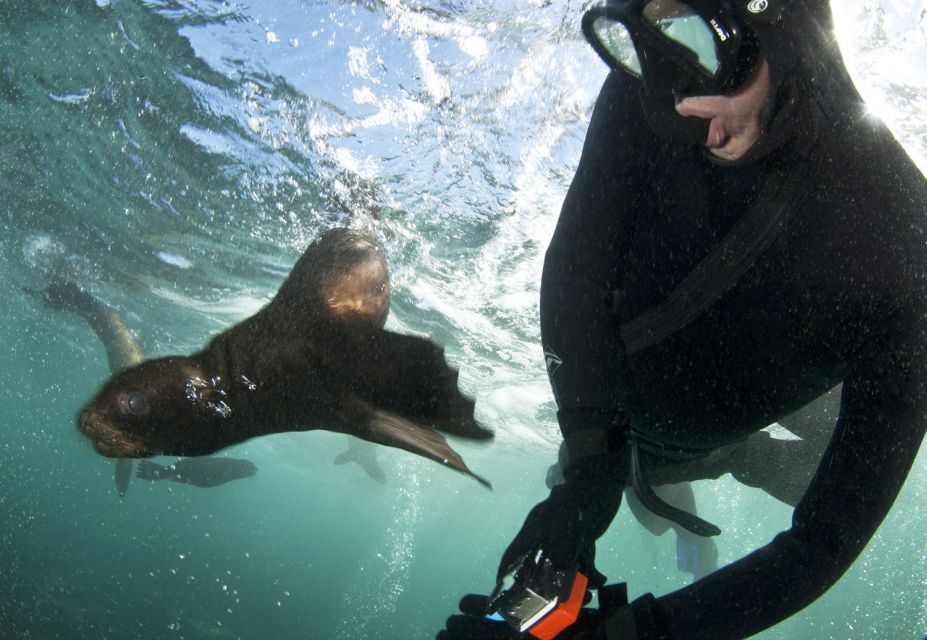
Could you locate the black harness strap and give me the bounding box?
[620,154,816,356]
[617,138,821,534]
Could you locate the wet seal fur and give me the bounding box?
[78,228,493,486]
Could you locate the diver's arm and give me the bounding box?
[540,70,644,441]
[500,71,646,589]
[630,312,927,640]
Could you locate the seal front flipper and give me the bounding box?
[339,395,491,489]
[332,327,494,441]
[114,459,133,498]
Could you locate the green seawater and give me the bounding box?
[1,2,925,639]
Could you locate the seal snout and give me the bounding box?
[78,409,140,458]
[78,409,96,435]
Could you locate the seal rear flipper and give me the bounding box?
[335,328,494,441]
[340,396,491,489]
[24,279,98,317]
[136,460,170,482]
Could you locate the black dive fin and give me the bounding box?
[341,396,491,489]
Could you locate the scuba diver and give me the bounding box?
[438,0,927,638]
[28,279,259,495]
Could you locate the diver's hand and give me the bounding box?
[435,594,617,640]
[497,484,607,588]
[498,454,625,586]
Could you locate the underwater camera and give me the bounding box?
[486,547,588,640]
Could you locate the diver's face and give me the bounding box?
[674,55,771,161]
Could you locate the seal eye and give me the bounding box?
[124,392,150,417]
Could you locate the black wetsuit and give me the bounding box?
[540,66,927,638]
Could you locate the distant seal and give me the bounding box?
[78,228,493,486]
[28,279,143,498]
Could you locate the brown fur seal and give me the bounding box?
[77,228,493,486]
[27,279,143,498]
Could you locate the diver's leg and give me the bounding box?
[645,386,840,506]
[777,383,841,447]
[724,386,840,506]
[626,482,719,579]
[645,431,828,507]
[725,431,824,507]
[657,483,719,579]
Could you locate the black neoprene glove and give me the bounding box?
[497,453,626,587]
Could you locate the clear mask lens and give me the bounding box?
[589,16,642,77]
[643,0,722,75]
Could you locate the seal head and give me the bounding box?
[79,356,233,458]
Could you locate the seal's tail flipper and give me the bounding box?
[340,396,491,489]
[24,279,98,317]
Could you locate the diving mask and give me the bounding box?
[582,0,776,98]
